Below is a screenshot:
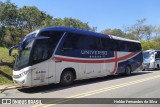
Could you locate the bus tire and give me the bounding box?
[60,70,74,86]
[125,65,132,76]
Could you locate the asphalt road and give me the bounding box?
[0,70,160,107]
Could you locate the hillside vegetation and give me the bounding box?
[0,47,15,85]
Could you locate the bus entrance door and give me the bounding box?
[48,60,56,84]
[31,61,49,86]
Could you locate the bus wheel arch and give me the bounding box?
[125,65,132,76]
[60,68,76,86]
[157,64,160,68]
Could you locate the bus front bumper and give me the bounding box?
[12,70,31,87]
[143,63,150,69]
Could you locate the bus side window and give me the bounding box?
[117,40,129,52]
[61,33,101,51]
[32,31,64,65]
[155,51,160,58]
[75,35,100,50]
[128,42,141,52]
[136,43,141,52]
[32,39,49,63]
[61,34,74,52]
[96,37,103,50]
[101,38,115,51]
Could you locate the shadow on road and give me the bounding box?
[18,71,152,93]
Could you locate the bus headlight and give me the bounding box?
[13,71,29,79]
[19,71,29,77]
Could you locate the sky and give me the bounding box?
[1,0,160,32]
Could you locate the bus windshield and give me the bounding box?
[13,31,64,70]
[14,38,34,70]
[143,51,155,60]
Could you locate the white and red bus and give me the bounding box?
[9,26,143,87]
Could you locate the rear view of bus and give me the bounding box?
[9,27,143,87]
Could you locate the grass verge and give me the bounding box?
[0,74,13,85]
[0,47,16,85]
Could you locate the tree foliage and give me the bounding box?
[141,41,155,51]
[0,1,160,50]
[101,28,126,38]
[101,18,160,51]
[18,6,53,32]
[0,0,95,47]
[0,0,18,26]
[51,18,95,31]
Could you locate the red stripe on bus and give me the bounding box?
[54,57,106,63]
[112,51,118,74]
[53,52,137,64]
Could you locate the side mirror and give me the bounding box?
[9,45,19,56]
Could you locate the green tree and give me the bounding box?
[0,26,6,46]
[154,26,160,37]
[141,41,155,51]
[0,1,96,47]
[125,18,147,41]
[18,6,52,32]
[51,18,65,26]
[152,36,160,50]
[0,0,18,26]
[40,12,53,27]
[101,28,111,34]
[51,17,96,31]
[0,0,19,46]
[143,25,155,41]
[64,18,90,30]
[101,28,126,38]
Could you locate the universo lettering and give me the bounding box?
[81,50,107,55]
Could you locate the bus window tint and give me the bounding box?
[61,33,101,51]
[61,33,141,53]
[155,51,160,59]
[101,38,141,52]
[75,35,100,50]
[117,41,127,51]
[61,33,73,51]
[39,31,63,52]
[32,31,63,65]
[128,42,141,52]
[116,40,141,52]
[32,39,49,62]
[101,38,116,51]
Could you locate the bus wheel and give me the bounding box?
[60,70,74,86]
[125,66,132,76]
